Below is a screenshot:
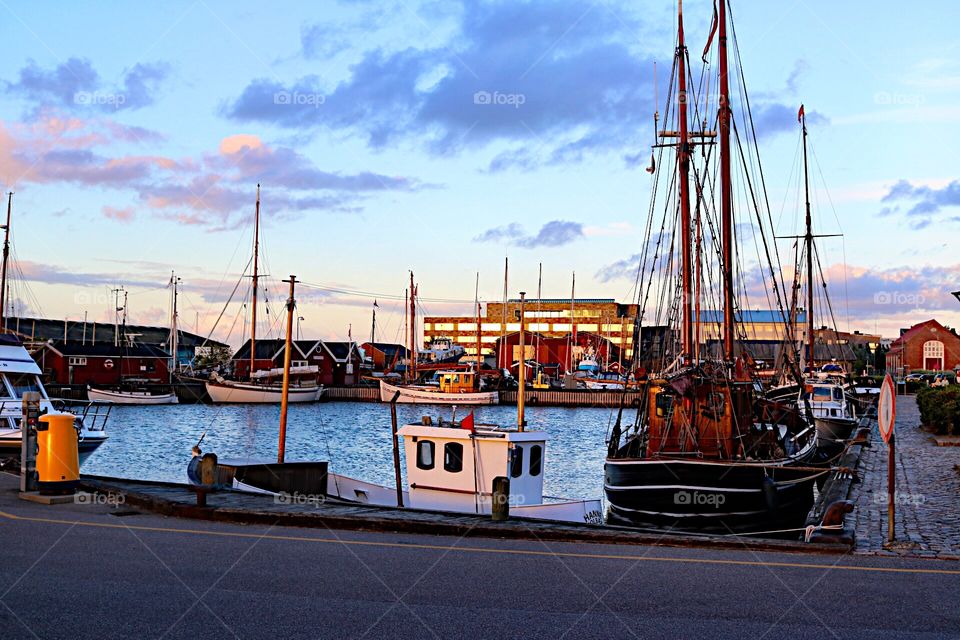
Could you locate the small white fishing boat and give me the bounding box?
[87,386,179,405]
[379,372,498,405]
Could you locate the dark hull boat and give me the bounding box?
[603,0,822,536]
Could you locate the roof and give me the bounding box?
[507,298,616,304]
[5,317,228,349]
[232,339,289,361]
[45,341,170,358]
[697,310,806,324]
[889,319,957,349]
[363,342,409,357]
[321,341,357,361]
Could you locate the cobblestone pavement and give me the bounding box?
[852,395,960,558]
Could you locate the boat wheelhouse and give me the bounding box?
[379,370,498,404]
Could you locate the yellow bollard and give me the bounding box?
[36,414,79,495]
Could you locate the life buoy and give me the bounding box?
[104,359,114,369]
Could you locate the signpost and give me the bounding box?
[878,373,897,542]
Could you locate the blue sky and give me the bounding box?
[0,0,958,346]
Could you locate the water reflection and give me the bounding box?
[82,402,620,500]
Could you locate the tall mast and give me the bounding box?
[249,184,261,380]
[801,106,815,372]
[278,275,298,464]
[370,300,377,345]
[500,257,508,369]
[677,1,694,364]
[517,291,526,431]
[718,0,735,362]
[475,273,482,368]
[169,271,180,379]
[569,271,576,371]
[0,192,12,333]
[409,271,417,381]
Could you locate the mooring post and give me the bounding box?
[20,392,40,493]
[389,391,404,508]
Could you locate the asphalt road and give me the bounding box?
[1,479,958,639]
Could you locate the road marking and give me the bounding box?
[1,509,958,576]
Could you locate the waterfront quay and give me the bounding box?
[1,471,958,640]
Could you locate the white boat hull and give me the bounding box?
[87,387,179,405]
[205,380,324,404]
[379,379,498,405]
[0,428,107,465]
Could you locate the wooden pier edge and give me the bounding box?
[78,475,853,555]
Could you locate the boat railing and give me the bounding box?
[51,399,112,432]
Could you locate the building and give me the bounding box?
[360,342,410,371]
[7,316,228,368]
[230,338,363,386]
[885,320,960,373]
[696,310,806,343]
[37,342,171,385]
[425,299,639,366]
[492,331,623,372]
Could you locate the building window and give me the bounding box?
[292,360,308,368]
[529,445,543,477]
[68,357,87,366]
[443,443,463,473]
[416,440,435,470]
[510,446,524,478]
[923,340,944,370]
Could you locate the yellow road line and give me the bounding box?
[1,509,957,576]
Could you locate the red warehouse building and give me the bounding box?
[37,341,171,385]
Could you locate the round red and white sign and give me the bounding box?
[878,373,896,444]
[104,359,115,369]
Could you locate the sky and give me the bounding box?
[0,0,958,347]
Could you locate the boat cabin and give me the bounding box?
[437,371,479,394]
[398,422,547,514]
[802,382,854,420]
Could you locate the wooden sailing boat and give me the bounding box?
[378,271,498,404]
[604,0,820,535]
[88,285,179,404]
[205,186,323,403]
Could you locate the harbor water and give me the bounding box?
[82,402,620,501]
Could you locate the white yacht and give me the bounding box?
[0,335,108,463]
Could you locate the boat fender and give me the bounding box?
[761,476,778,511]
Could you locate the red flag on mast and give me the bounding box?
[797,104,805,122]
[702,1,719,62]
[461,411,475,432]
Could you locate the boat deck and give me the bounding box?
[77,474,852,554]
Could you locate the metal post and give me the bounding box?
[20,392,40,493]
[389,391,404,507]
[887,433,896,542]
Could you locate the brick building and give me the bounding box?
[493,331,623,371]
[885,319,960,373]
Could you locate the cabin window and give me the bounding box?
[708,392,726,417]
[443,443,463,473]
[416,440,435,470]
[529,445,543,477]
[812,387,832,401]
[510,446,524,478]
[6,374,42,398]
[655,392,674,418]
[68,357,87,366]
[832,387,843,401]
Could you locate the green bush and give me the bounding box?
[916,386,960,435]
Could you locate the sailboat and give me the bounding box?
[604,0,821,534]
[88,276,179,405]
[192,289,600,524]
[205,186,322,404]
[378,272,498,405]
[781,111,858,444]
